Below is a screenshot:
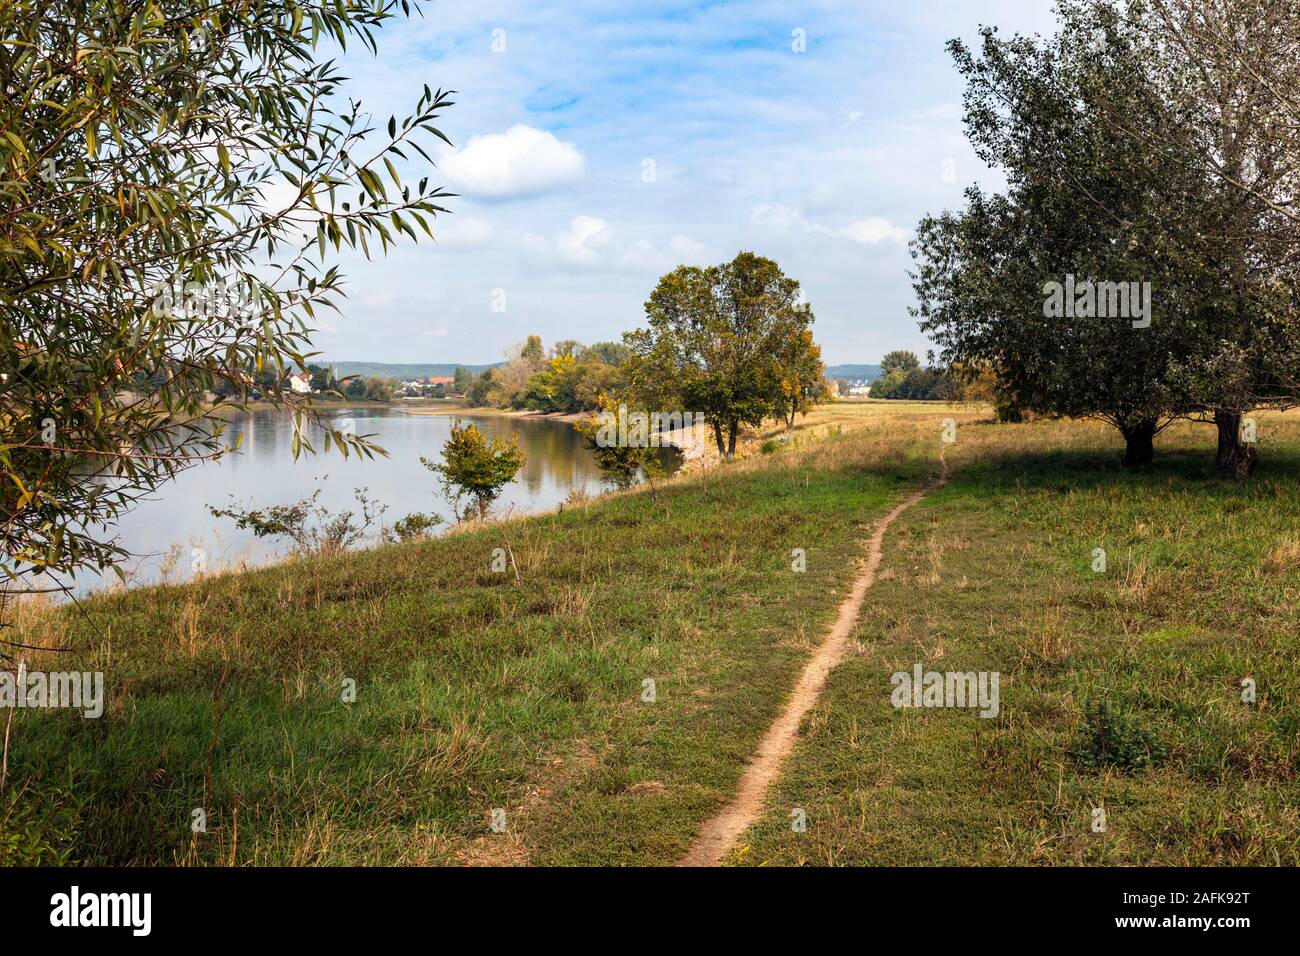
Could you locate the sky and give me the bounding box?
[313,0,1060,367]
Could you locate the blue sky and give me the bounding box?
[315,0,1058,367]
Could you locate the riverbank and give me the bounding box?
[7,403,1299,866]
[402,401,586,424]
[210,397,445,416]
[402,397,919,466]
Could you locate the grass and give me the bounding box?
[6,403,1299,866]
[4,404,942,865]
[733,414,1300,866]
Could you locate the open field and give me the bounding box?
[5,402,1299,865]
[735,412,1300,865]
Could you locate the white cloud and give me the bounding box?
[669,235,708,259]
[838,217,911,245]
[556,215,612,264]
[439,125,585,198]
[752,203,811,234]
[752,204,910,246]
[524,217,707,271]
[421,328,449,338]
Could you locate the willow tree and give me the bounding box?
[0,0,452,604]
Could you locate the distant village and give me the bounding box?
[283,366,466,402]
[837,379,874,397]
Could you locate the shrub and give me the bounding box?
[208,488,390,557]
[387,512,442,542]
[1,781,84,866]
[1072,700,1168,773]
[421,420,526,520]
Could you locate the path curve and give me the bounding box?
[677,449,950,867]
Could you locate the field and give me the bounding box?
[5,401,1299,866]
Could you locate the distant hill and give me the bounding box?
[825,363,882,381]
[328,361,502,379]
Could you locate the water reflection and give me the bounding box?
[63,407,649,595]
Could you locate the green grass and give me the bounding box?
[734,416,1300,865]
[6,412,938,864]
[10,406,1300,866]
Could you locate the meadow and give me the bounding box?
[4,401,1298,866]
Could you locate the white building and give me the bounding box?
[289,372,312,394]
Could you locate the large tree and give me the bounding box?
[880,350,920,376]
[0,0,452,603]
[1113,0,1300,478]
[624,252,817,456]
[912,2,1220,466]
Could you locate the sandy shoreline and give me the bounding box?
[400,403,586,424]
[402,402,723,463]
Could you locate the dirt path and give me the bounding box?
[677,450,950,867]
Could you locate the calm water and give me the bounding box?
[66,407,637,595]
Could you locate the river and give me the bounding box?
[63,406,657,595]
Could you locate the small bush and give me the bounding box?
[421,420,526,520]
[388,511,442,542]
[1071,700,1168,773]
[209,487,389,557]
[1,782,84,866]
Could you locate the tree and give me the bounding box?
[574,394,660,492]
[945,361,1006,408]
[1115,0,1300,478]
[308,364,338,394]
[488,337,547,408]
[912,4,1214,466]
[880,351,920,377]
[465,370,494,407]
[581,341,632,367]
[519,335,545,364]
[771,328,827,428]
[208,488,391,558]
[625,251,818,456]
[872,366,948,401]
[421,420,525,520]
[363,376,397,403]
[0,0,452,598]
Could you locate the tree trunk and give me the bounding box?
[1212,409,1258,481]
[726,422,738,456]
[1118,419,1157,467]
[712,422,726,457]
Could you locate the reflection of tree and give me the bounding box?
[469,416,605,495]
